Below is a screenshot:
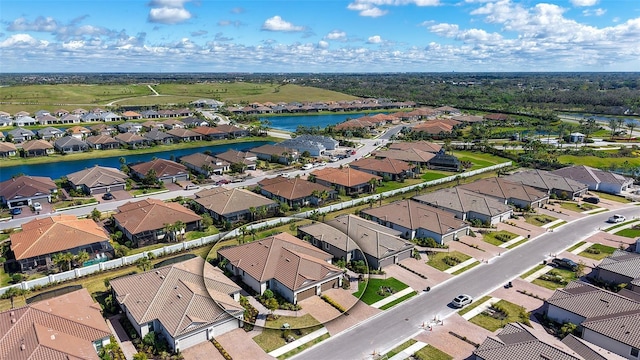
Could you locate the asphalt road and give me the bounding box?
[294,206,640,360]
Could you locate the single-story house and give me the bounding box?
[14,116,38,126]
[387,140,442,154]
[372,148,436,168]
[8,127,35,143]
[141,120,164,131]
[89,124,117,136]
[413,187,513,225]
[594,250,640,286]
[311,167,382,195]
[193,126,226,140]
[10,214,113,272]
[167,128,202,142]
[110,257,243,352]
[278,135,338,156]
[121,110,142,120]
[0,142,18,157]
[570,132,586,143]
[191,98,225,109]
[180,152,229,176]
[349,157,417,181]
[130,158,190,184]
[218,232,343,304]
[85,135,120,150]
[258,176,335,208]
[161,119,185,129]
[21,139,54,157]
[361,199,470,244]
[0,288,113,359]
[66,166,128,194]
[427,153,462,171]
[67,126,91,140]
[117,122,143,133]
[181,117,210,128]
[460,177,549,209]
[59,113,82,124]
[505,169,589,199]
[581,309,640,360]
[54,136,88,154]
[215,124,249,138]
[298,214,413,270]
[551,165,634,195]
[113,199,202,247]
[250,144,299,165]
[193,187,277,223]
[0,175,57,209]
[115,133,149,148]
[143,129,174,145]
[36,126,64,140]
[214,149,257,171]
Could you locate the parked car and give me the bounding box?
[552,258,579,271]
[216,179,230,185]
[32,202,42,211]
[452,294,473,308]
[583,197,600,204]
[329,157,339,162]
[10,207,22,216]
[185,184,200,190]
[608,214,626,223]
[302,163,314,170]
[102,193,114,200]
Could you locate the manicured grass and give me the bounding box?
[506,238,528,249]
[482,230,518,246]
[384,339,417,358]
[376,179,423,193]
[614,228,640,238]
[452,261,480,275]
[458,295,491,316]
[520,264,546,279]
[604,220,635,232]
[379,291,418,310]
[126,243,168,255]
[589,209,610,215]
[352,277,409,305]
[426,251,472,271]
[560,202,597,212]
[413,345,453,360]
[469,300,530,332]
[451,150,510,166]
[185,226,220,240]
[277,333,330,360]
[53,198,98,209]
[557,155,640,172]
[566,241,586,253]
[421,172,448,181]
[524,214,558,227]
[532,268,577,290]
[579,243,617,260]
[591,191,631,204]
[549,221,567,229]
[252,314,322,352]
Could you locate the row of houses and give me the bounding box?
[226,99,419,115]
[0,108,196,127]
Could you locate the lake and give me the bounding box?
[0,141,272,182]
[263,112,375,132]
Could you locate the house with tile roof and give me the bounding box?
[279,135,339,157]
[14,116,37,127]
[89,124,116,136]
[594,250,640,288]
[114,132,149,148]
[36,127,64,141]
[113,199,202,247]
[258,176,335,208]
[413,187,513,225]
[66,166,128,195]
[311,167,382,195]
[0,175,57,209]
[66,126,91,140]
[110,257,243,352]
[460,177,549,209]
[121,110,142,120]
[551,165,634,195]
[349,157,417,181]
[161,119,185,129]
[167,128,202,142]
[181,117,210,128]
[180,152,229,176]
[298,214,413,270]
[0,288,113,360]
[54,136,88,154]
[130,158,189,184]
[215,124,249,138]
[21,139,54,157]
[85,134,120,150]
[8,127,35,143]
[0,142,18,158]
[117,122,142,133]
[581,309,640,359]
[372,148,436,168]
[59,113,81,124]
[10,214,113,272]
[388,140,443,154]
[361,199,470,244]
[143,129,173,145]
[505,169,589,199]
[214,149,257,171]
[218,232,343,304]
[250,144,299,165]
[193,187,277,223]
[192,126,226,140]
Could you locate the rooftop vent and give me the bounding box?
[50,335,55,340]
[20,344,26,351]
[177,294,182,299]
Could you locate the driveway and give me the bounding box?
[413,313,493,360]
[218,328,274,360]
[182,341,226,360]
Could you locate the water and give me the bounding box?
[263,112,376,132]
[0,141,272,181]
[560,113,638,124]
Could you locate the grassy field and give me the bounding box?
[413,345,453,360]
[482,230,518,246]
[558,155,640,169]
[352,277,409,305]
[421,172,449,181]
[252,314,322,352]
[469,300,530,332]
[532,268,577,290]
[426,251,471,271]
[578,243,617,260]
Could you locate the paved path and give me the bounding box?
[106,315,137,360]
[542,219,565,229]
[460,297,501,321]
[444,258,477,274]
[605,219,640,234]
[268,328,328,357]
[388,341,428,360]
[570,241,593,255]
[499,235,525,248]
[522,265,553,282]
[582,207,607,214]
[371,287,415,309]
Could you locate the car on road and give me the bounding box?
[185,184,200,190]
[10,207,22,216]
[452,294,473,308]
[302,163,314,170]
[329,157,339,162]
[216,179,230,185]
[32,202,42,211]
[102,193,114,200]
[608,214,626,223]
[583,197,600,204]
[552,258,579,271]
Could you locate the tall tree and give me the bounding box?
[135,256,152,272]
[626,120,638,141]
[75,250,90,267]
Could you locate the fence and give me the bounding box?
[0,161,511,297]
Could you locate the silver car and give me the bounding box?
[452,294,473,308]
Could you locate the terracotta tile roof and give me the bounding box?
[215,124,245,133]
[115,133,146,143]
[0,175,56,202]
[214,149,256,166]
[86,135,118,145]
[334,119,372,130]
[349,157,414,175]
[122,111,141,117]
[113,199,201,235]
[0,288,111,360]
[505,169,588,194]
[67,166,127,188]
[180,152,229,171]
[460,177,548,203]
[250,144,298,157]
[412,121,454,134]
[110,257,242,338]
[372,148,436,163]
[258,177,333,201]
[413,187,512,217]
[388,141,442,153]
[596,250,640,280]
[218,233,341,292]
[581,309,640,349]
[22,139,53,151]
[547,281,640,320]
[10,215,110,261]
[167,128,200,138]
[311,167,381,187]
[0,142,17,152]
[361,199,469,235]
[194,187,276,216]
[66,126,90,134]
[130,158,188,178]
[192,126,225,136]
[484,113,509,121]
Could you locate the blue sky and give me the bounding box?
[1,0,639,72]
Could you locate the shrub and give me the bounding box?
[442,256,461,267]
[321,294,346,312]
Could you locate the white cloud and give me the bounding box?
[261,16,305,32]
[347,0,439,17]
[218,20,245,27]
[148,7,192,24]
[326,30,346,40]
[318,40,329,48]
[570,0,598,6]
[148,0,190,7]
[583,8,606,16]
[367,35,383,43]
[62,40,85,50]
[0,33,48,48]
[7,16,58,32]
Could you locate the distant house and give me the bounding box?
[8,127,35,143]
[570,132,586,143]
[86,134,120,150]
[460,177,549,209]
[218,232,343,304]
[194,187,277,223]
[143,129,174,145]
[89,124,116,136]
[427,153,462,171]
[110,257,243,353]
[298,214,413,270]
[214,149,257,171]
[113,198,202,247]
[251,144,299,164]
[180,152,229,176]
[0,142,18,157]
[130,158,189,184]
[36,126,64,140]
[361,199,470,244]
[0,288,113,359]
[372,148,436,168]
[349,157,417,181]
[181,117,210,128]
[258,176,335,207]
[167,128,202,142]
[121,110,142,120]
[484,113,509,122]
[67,126,91,140]
[215,124,249,138]
[388,140,442,154]
[117,122,142,133]
[14,115,37,126]
[21,139,55,157]
[115,133,149,148]
[59,113,82,124]
[191,98,225,109]
[505,169,589,199]
[10,215,113,271]
[192,126,226,140]
[413,187,513,225]
[66,166,128,194]
[0,175,57,208]
[54,136,88,153]
[311,167,381,195]
[161,119,185,129]
[99,111,121,122]
[551,165,634,195]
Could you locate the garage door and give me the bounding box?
[296,287,316,302]
[177,329,208,351]
[212,318,240,337]
[321,279,338,292]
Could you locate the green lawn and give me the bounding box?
[591,191,631,203]
[427,251,472,271]
[452,261,480,275]
[277,333,330,360]
[130,188,167,196]
[560,202,597,212]
[53,198,98,209]
[413,345,453,360]
[524,214,558,227]
[384,339,417,358]
[376,179,423,193]
[482,230,518,246]
[549,221,567,229]
[469,300,530,332]
[379,291,418,310]
[352,277,409,305]
[578,244,617,260]
[452,150,510,166]
[520,264,545,279]
[604,220,635,232]
[566,241,586,253]
[557,155,640,172]
[421,172,448,181]
[532,268,577,290]
[185,226,220,240]
[614,228,640,238]
[252,314,322,352]
[458,295,491,316]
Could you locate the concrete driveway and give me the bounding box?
[218,328,274,360]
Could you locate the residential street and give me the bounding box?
[294,206,640,360]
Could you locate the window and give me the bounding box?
[631,347,639,358]
[324,242,330,250]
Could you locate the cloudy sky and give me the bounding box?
[1,0,639,72]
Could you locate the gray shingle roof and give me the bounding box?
[582,309,640,349]
[413,187,512,218]
[597,250,640,280]
[547,281,640,319]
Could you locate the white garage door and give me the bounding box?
[176,329,208,351]
[212,318,240,337]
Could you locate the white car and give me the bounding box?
[33,202,42,211]
[608,214,626,223]
[302,163,314,170]
[452,294,473,308]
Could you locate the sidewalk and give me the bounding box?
[499,235,525,248]
[461,297,501,321]
[444,258,477,274]
[371,287,415,309]
[522,265,553,282]
[267,327,329,357]
[542,219,565,229]
[106,315,137,360]
[388,341,428,360]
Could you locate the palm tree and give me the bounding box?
[248,206,256,222]
[2,287,27,309]
[319,190,330,206]
[368,178,378,193]
[135,256,152,272]
[311,190,320,207]
[63,252,74,271]
[239,225,248,244]
[249,227,257,241]
[626,120,638,141]
[257,206,268,220]
[75,250,90,267]
[163,223,174,242]
[173,220,185,241]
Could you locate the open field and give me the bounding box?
[557,155,640,169]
